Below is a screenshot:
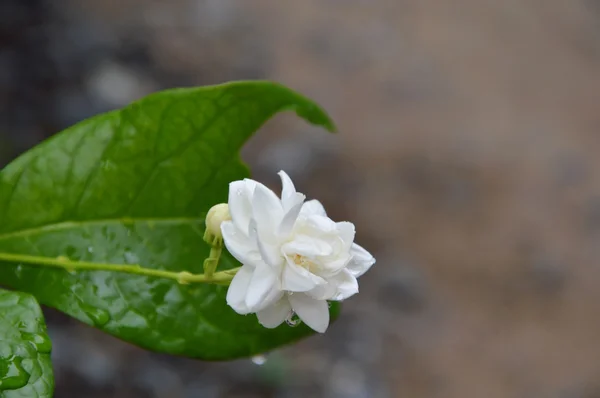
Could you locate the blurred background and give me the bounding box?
[2,0,600,397]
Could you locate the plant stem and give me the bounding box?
[203,245,222,278]
[0,252,239,285]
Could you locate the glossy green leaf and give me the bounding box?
[0,81,338,360]
[0,289,53,397]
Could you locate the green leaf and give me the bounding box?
[0,289,53,397]
[0,81,339,360]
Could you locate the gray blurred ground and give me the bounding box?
[2,0,600,397]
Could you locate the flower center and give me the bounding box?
[292,253,317,273]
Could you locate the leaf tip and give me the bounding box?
[293,101,337,134]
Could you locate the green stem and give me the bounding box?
[203,245,222,278]
[0,252,240,285]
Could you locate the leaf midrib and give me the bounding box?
[0,217,204,241]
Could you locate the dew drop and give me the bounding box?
[0,356,30,391]
[124,251,139,264]
[14,265,24,279]
[80,304,111,327]
[119,309,149,329]
[285,312,301,327]
[20,332,52,354]
[251,354,267,366]
[87,246,94,254]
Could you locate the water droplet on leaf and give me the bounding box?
[87,246,94,254]
[123,251,139,264]
[20,332,52,354]
[0,356,30,391]
[80,304,110,327]
[251,355,267,366]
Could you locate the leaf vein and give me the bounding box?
[0,217,204,241]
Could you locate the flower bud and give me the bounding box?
[204,203,231,245]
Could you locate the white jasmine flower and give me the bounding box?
[220,171,375,333]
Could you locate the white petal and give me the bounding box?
[289,293,330,333]
[281,236,333,258]
[248,219,282,267]
[336,222,356,251]
[256,297,292,329]
[319,253,352,276]
[306,281,337,301]
[245,263,280,310]
[221,221,258,266]
[300,199,327,217]
[226,265,254,314]
[261,283,285,309]
[348,243,376,277]
[329,269,359,301]
[279,170,296,196]
[252,183,284,241]
[306,215,337,234]
[257,236,284,268]
[278,170,300,212]
[278,171,305,218]
[282,259,326,292]
[278,201,304,239]
[248,219,258,243]
[228,180,256,235]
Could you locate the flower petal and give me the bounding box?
[252,183,284,241]
[261,283,284,309]
[289,293,330,333]
[245,263,280,310]
[257,236,284,268]
[248,218,258,243]
[306,215,337,234]
[318,252,352,276]
[256,297,292,329]
[278,201,304,239]
[300,199,327,217]
[348,243,376,277]
[221,221,258,266]
[228,180,256,235]
[329,269,359,301]
[248,218,282,267]
[305,280,337,301]
[281,235,333,258]
[336,221,356,251]
[226,265,254,314]
[278,170,306,217]
[282,259,326,292]
[278,170,301,212]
